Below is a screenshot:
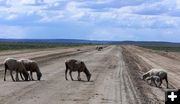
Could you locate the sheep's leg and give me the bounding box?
[157,82,161,88]
[69,71,74,81]
[165,77,168,88]
[159,79,162,87]
[156,78,161,88]
[15,70,19,81]
[31,72,34,80]
[149,80,153,86]
[10,70,15,82]
[24,71,29,81]
[65,68,68,80]
[4,66,7,81]
[20,72,25,80]
[154,80,158,87]
[77,72,81,81]
[28,72,32,80]
[151,79,157,87]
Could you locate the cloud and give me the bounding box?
[80,0,161,10]
[0,0,180,41]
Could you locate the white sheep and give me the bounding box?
[19,59,42,80]
[145,75,161,87]
[4,58,29,81]
[142,68,168,88]
[65,59,91,81]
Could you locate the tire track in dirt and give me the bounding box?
[119,47,142,104]
[88,46,142,104]
[122,46,165,104]
[128,46,180,89]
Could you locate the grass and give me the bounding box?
[0,42,87,51]
[139,45,180,52]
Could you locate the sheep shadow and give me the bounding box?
[11,79,45,82]
[8,80,30,82]
[29,79,45,81]
[72,79,94,83]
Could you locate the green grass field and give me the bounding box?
[0,42,86,51]
[139,45,180,52]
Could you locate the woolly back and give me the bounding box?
[4,58,18,70]
[17,60,27,71]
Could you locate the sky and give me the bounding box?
[0,0,180,42]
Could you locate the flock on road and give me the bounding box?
[3,46,169,89]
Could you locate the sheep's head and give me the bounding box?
[142,74,146,80]
[34,63,42,80]
[142,73,149,80]
[87,74,91,81]
[37,72,42,80]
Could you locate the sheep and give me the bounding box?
[19,59,42,81]
[145,75,161,87]
[142,68,168,88]
[65,59,91,81]
[4,58,29,81]
[96,47,103,51]
[96,46,99,50]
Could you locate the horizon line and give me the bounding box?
[0,38,179,43]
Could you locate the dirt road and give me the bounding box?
[0,45,178,104]
[122,45,180,104]
[124,46,180,89]
[0,45,143,104]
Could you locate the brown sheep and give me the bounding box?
[4,58,29,81]
[96,47,103,51]
[65,59,91,81]
[142,68,168,88]
[19,59,42,81]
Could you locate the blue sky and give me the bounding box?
[0,0,180,42]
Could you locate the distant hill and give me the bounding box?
[0,39,179,46]
[109,41,180,47]
[0,39,109,44]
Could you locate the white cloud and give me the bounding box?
[0,0,180,41]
